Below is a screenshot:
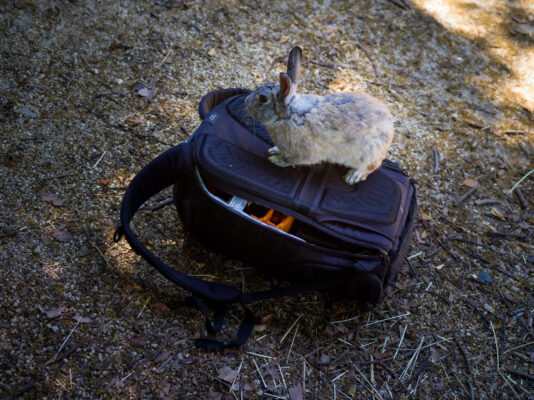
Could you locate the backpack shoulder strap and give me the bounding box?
[114,142,242,302]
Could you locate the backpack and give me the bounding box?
[114,88,417,348]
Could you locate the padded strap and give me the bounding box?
[115,142,242,302]
[198,88,251,120]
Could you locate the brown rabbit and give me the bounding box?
[245,46,394,184]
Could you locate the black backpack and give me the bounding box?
[114,88,417,348]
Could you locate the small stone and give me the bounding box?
[16,106,38,118]
[478,270,493,284]
[79,246,90,257]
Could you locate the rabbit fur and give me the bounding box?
[245,46,394,184]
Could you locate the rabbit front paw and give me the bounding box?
[268,155,292,167]
[268,146,281,155]
[344,169,367,185]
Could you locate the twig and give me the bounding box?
[150,197,174,211]
[385,0,411,9]
[491,322,521,399]
[280,314,301,343]
[468,377,475,400]
[464,299,490,326]
[507,369,534,381]
[453,335,472,374]
[484,231,526,240]
[400,336,424,381]
[43,342,84,366]
[253,358,267,388]
[92,150,107,169]
[40,170,79,181]
[353,363,383,400]
[377,363,411,394]
[514,188,528,209]
[46,320,81,365]
[363,312,410,327]
[394,325,408,360]
[286,323,299,363]
[355,43,379,79]
[89,241,113,270]
[432,148,440,174]
[180,125,192,137]
[506,169,533,194]
[454,187,478,207]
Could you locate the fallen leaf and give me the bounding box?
[45,307,64,318]
[421,213,432,221]
[430,347,441,363]
[319,353,331,364]
[408,299,419,309]
[490,208,505,221]
[260,314,275,326]
[432,381,445,391]
[207,48,216,57]
[206,392,221,400]
[73,315,92,323]
[40,192,65,206]
[289,383,304,400]
[217,365,238,383]
[153,302,171,315]
[53,230,73,243]
[128,337,146,348]
[159,380,171,397]
[125,115,141,127]
[132,82,144,91]
[155,351,170,363]
[462,178,478,188]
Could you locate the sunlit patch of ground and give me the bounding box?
[412,0,534,113]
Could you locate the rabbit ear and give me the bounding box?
[279,72,294,102]
[286,46,302,85]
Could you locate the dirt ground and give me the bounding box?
[0,0,533,399]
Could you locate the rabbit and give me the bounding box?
[245,46,395,184]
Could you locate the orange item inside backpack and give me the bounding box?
[251,208,295,233]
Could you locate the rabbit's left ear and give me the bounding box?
[287,46,302,84]
[279,72,294,102]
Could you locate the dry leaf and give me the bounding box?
[159,380,171,397]
[45,307,64,318]
[155,351,170,363]
[319,353,331,364]
[490,208,505,221]
[421,213,432,221]
[138,87,158,100]
[153,302,171,315]
[40,192,65,206]
[53,230,73,243]
[128,337,146,347]
[73,315,92,323]
[462,178,478,188]
[289,383,304,400]
[217,365,238,383]
[430,347,442,363]
[207,48,216,57]
[260,314,274,326]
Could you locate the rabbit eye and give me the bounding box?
[258,94,268,104]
